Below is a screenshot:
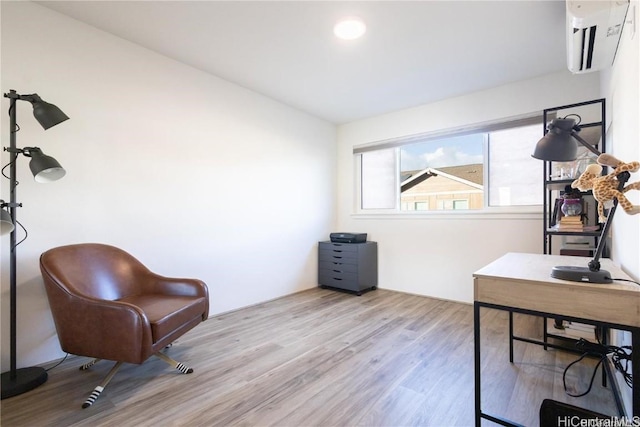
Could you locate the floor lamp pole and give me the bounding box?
[1,91,48,399]
[9,92,18,379]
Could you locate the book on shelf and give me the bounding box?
[559,216,582,223]
[558,225,583,230]
[563,241,594,248]
[549,224,600,232]
[554,215,583,231]
[550,223,582,232]
[560,242,596,257]
[551,198,564,226]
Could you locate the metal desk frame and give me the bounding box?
[473,253,640,427]
[511,315,622,413]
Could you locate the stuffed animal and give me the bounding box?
[571,153,640,223]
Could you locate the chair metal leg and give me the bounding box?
[80,353,191,408]
[82,361,123,409]
[79,358,101,371]
[154,351,193,374]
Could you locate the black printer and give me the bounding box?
[329,233,367,243]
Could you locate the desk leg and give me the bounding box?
[633,329,640,417]
[601,327,607,388]
[509,312,514,363]
[474,302,481,427]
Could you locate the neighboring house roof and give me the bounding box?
[401,164,484,193]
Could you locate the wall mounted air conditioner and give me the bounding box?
[566,0,629,74]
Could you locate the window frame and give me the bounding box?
[352,112,546,218]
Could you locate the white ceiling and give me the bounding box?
[37,1,568,124]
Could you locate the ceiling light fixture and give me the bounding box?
[334,17,366,40]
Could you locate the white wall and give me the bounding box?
[0,2,336,368]
[602,2,640,283]
[337,71,601,303]
[600,1,639,415]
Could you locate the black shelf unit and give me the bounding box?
[539,100,617,410]
[542,99,607,255]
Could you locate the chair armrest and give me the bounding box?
[143,274,209,320]
[44,280,155,364]
[146,274,208,297]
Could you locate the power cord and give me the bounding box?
[610,278,640,286]
[563,338,633,397]
[2,131,30,249]
[610,345,633,388]
[45,353,69,372]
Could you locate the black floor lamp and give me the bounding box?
[1,89,69,399]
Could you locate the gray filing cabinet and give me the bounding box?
[318,241,378,295]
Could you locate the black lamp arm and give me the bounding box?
[3,146,43,156]
[5,147,42,157]
[4,147,25,155]
[3,91,41,104]
[588,170,631,272]
[0,201,21,209]
[571,129,603,157]
[3,91,20,100]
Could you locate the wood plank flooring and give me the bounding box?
[0,288,618,426]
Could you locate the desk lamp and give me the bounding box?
[1,90,69,399]
[532,117,629,284]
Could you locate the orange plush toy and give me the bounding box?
[571,153,640,223]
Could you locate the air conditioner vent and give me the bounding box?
[566,0,629,74]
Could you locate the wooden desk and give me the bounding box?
[473,252,640,426]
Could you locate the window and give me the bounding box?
[487,124,542,207]
[400,134,484,211]
[354,116,543,212]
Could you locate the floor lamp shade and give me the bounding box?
[0,209,14,235]
[30,95,70,130]
[27,148,66,183]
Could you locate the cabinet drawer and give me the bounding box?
[318,242,358,252]
[318,261,358,273]
[318,274,359,291]
[319,269,357,282]
[318,251,357,264]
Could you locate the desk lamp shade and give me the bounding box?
[28,148,66,183]
[30,95,69,130]
[0,209,14,235]
[532,118,579,161]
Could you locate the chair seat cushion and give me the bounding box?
[117,294,206,343]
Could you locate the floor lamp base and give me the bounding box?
[1,367,48,399]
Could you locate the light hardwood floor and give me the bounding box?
[1,288,618,426]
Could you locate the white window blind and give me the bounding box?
[361,148,397,209]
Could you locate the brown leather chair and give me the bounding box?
[39,243,209,408]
